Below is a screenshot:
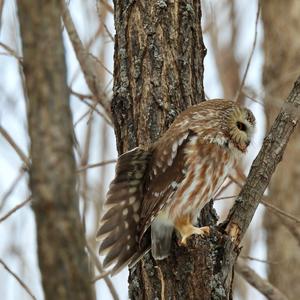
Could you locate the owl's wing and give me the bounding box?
[96,147,151,274]
[139,130,195,240]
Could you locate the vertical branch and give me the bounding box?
[207,0,242,100]
[17,1,94,299]
[234,0,261,103]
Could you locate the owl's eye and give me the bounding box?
[236,121,247,132]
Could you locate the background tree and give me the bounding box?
[17,1,94,299]
[262,1,300,299]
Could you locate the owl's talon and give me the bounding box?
[178,225,210,246]
[179,237,187,246]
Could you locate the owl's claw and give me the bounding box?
[178,226,210,246]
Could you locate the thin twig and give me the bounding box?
[77,159,116,173]
[62,2,112,119]
[228,175,243,188]
[70,89,94,100]
[240,255,279,265]
[213,179,234,200]
[0,258,37,300]
[99,0,114,14]
[279,215,300,246]
[228,169,300,224]
[0,126,30,169]
[73,108,90,128]
[217,191,300,225]
[236,260,288,300]
[234,0,261,102]
[79,115,94,234]
[91,53,113,76]
[261,199,300,224]
[0,168,26,211]
[0,42,23,63]
[91,270,112,283]
[0,196,32,224]
[243,91,264,106]
[214,194,238,201]
[73,96,112,127]
[104,24,114,42]
[86,242,119,300]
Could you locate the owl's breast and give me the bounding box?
[164,141,235,222]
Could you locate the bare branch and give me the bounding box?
[213,179,234,199]
[234,0,261,102]
[216,192,300,225]
[92,55,113,76]
[77,159,116,173]
[98,0,114,14]
[0,126,30,169]
[0,168,26,211]
[277,215,300,246]
[240,255,279,265]
[71,90,112,126]
[70,89,94,101]
[214,194,238,201]
[91,270,112,283]
[243,90,264,106]
[261,199,300,224]
[0,258,37,300]
[0,42,23,63]
[86,242,119,300]
[104,24,114,42]
[62,2,112,119]
[224,76,300,243]
[0,195,32,224]
[236,260,288,300]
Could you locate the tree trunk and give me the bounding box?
[112,1,238,298]
[17,1,94,299]
[262,1,300,299]
[112,0,206,152]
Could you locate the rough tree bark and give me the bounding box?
[112,0,206,153]
[17,1,94,299]
[262,1,300,298]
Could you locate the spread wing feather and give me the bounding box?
[96,147,151,274]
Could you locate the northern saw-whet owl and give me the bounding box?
[97,99,256,274]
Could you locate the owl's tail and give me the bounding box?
[96,147,151,275]
[151,217,174,260]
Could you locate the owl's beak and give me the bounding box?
[239,140,250,152]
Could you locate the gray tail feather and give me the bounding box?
[151,220,174,260]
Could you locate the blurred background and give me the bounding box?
[0,0,299,299]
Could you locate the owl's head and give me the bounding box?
[227,106,256,153]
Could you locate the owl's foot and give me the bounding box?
[178,225,210,245]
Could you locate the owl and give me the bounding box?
[97,99,255,274]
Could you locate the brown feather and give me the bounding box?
[96,147,151,272]
[139,131,194,239]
